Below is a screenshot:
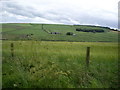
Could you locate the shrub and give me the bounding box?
[66,32,73,35]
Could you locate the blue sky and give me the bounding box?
[0,0,119,29]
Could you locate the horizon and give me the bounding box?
[1,0,119,29]
[0,22,117,30]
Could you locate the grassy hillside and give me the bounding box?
[2,41,118,88]
[2,23,118,88]
[2,23,118,42]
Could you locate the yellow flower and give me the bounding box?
[13,84,17,87]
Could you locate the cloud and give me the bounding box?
[0,0,119,28]
[2,1,43,18]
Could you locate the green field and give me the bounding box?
[1,23,119,88]
[2,41,118,88]
[2,23,118,42]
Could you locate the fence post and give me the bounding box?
[11,43,14,58]
[86,47,90,67]
[42,24,44,30]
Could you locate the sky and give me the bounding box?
[0,0,119,29]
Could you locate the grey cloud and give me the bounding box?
[2,1,70,20]
[85,16,116,28]
[2,1,69,23]
[1,0,118,28]
[2,1,44,18]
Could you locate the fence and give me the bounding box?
[10,43,90,68]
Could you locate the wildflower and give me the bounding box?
[52,62,55,64]
[67,71,71,74]
[13,84,17,87]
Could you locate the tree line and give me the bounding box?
[76,28,105,33]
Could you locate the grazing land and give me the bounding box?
[2,23,118,42]
[2,41,118,88]
[1,23,119,88]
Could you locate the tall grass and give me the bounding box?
[2,41,118,88]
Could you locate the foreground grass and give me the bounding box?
[2,41,118,88]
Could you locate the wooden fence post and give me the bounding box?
[86,47,90,67]
[11,43,14,58]
[42,24,44,30]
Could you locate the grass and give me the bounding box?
[2,41,118,88]
[2,23,118,42]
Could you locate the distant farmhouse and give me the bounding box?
[50,32,61,34]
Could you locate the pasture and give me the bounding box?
[2,23,118,42]
[2,41,118,88]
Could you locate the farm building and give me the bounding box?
[50,32,61,34]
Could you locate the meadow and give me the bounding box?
[2,41,118,88]
[2,23,118,42]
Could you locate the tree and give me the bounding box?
[66,32,73,35]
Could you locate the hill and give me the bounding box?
[1,23,118,42]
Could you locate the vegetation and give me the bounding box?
[2,41,118,88]
[2,23,118,42]
[2,23,118,88]
[76,28,105,33]
[66,32,74,35]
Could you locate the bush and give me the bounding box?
[66,32,73,35]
